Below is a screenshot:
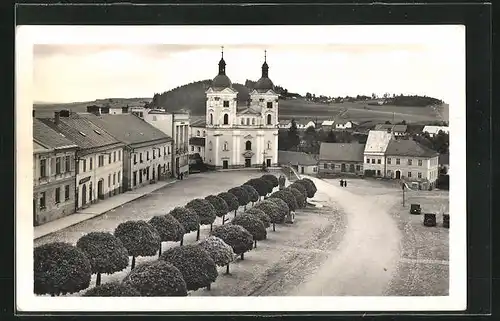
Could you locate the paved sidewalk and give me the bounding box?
[34,179,177,240]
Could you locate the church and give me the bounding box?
[204,48,279,169]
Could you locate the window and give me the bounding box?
[408,159,413,165]
[377,159,381,164]
[252,118,255,125]
[418,172,422,179]
[209,113,213,125]
[324,163,328,169]
[407,172,412,178]
[39,192,46,210]
[113,173,116,185]
[119,150,121,161]
[223,141,229,151]
[377,170,381,176]
[246,118,250,125]
[65,156,70,172]
[267,141,271,150]
[163,147,166,156]
[387,158,391,164]
[168,146,171,155]
[109,154,112,164]
[203,131,206,137]
[356,165,361,171]
[98,155,104,167]
[371,159,375,164]
[89,157,93,170]
[140,153,143,163]
[191,146,194,152]
[153,150,156,159]
[82,159,87,172]
[55,157,61,174]
[241,118,244,125]
[366,158,370,164]
[108,174,111,187]
[267,114,272,125]
[259,98,264,102]
[223,114,229,125]
[223,100,230,107]
[330,164,335,169]
[134,154,137,164]
[65,185,70,201]
[146,151,150,161]
[313,167,317,172]
[55,187,61,204]
[197,130,200,136]
[118,171,121,183]
[267,102,273,108]
[197,147,201,152]
[396,158,400,165]
[113,151,116,162]
[245,141,252,151]
[418,159,422,166]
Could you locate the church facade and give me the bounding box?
[205,49,279,169]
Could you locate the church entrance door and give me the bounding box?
[223,160,229,169]
[266,159,271,167]
[245,158,251,168]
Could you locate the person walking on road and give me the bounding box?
[344,180,347,187]
[340,179,344,187]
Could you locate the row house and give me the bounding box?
[277,150,318,175]
[80,113,173,191]
[318,142,365,177]
[33,119,78,226]
[142,109,190,178]
[40,113,125,210]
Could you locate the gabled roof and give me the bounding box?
[365,130,393,153]
[237,107,261,115]
[79,113,172,145]
[392,124,408,133]
[322,120,334,126]
[189,137,205,146]
[33,118,78,150]
[39,114,123,152]
[190,118,207,128]
[385,139,439,158]
[319,143,365,162]
[278,151,318,166]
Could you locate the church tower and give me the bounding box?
[250,50,279,128]
[205,46,238,129]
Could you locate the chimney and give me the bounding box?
[54,111,60,125]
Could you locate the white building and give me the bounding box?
[423,125,449,137]
[335,120,353,130]
[80,113,174,191]
[363,130,393,176]
[321,120,335,131]
[204,49,278,169]
[40,113,125,210]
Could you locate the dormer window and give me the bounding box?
[267,102,273,108]
[223,101,230,107]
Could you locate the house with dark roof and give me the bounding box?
[318,142,365,177]
[384,138,440,189]
[39,112,125,210]
[374,124,408,137]
[80,113,174,191]
[277,150,318,175]
[33,119,79,226]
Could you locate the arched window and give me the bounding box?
[223,113,229,125]
[245,141,252,151]
[196,130,200,136]
[208,141,213,151]
[246,118,250,125]
[203,131,206,137]
[267,141,271,150]
[241,118,244,125]
[209,113,213,125]
[252,118,255,125]
[267,114,272,125]
[223,141,228,151]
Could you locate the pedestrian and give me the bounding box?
[344,180,347,187]
[340,179,344,187]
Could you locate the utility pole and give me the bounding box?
[402,181,406,207]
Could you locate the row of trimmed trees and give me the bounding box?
[34,174,317,297]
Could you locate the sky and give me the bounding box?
[29,26,465,104]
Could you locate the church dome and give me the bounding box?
[212,74,232,89]
[254,77,274,91]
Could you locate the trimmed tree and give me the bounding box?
[211,224,254,260]
[217,192,240,221]
[169,207,200,245]
[205,195,230,222]
[267,197,290,216]
[302,177,317,193]
[82,282,140,297]
[241,184,259,206]
[197,236,234,274]
[244,178,270,200]
[161,244,218,291]
[296,179,316,198]
[114,220,161,270]
[34,242,92,296]
[289,182,308,199]
[231,213,267,248]
[261,174,279,188]
[186,198,217,238]
[254,200,285,231]
[148,214,185,258]
[76,232,129,286]
[270,190,298,212]
[244,207,271,228]
[228,186,250,211]
[286,187,307,209]
[123,260,187,296]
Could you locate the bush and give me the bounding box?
[114,220,161,269]
[228,186,250,208]
[76,232,129,286]
[217,192,240,217]
[244,207,271,228]
[266,197,290,216]
[286,187,307,208]
[169,206,200,234]
[205,195,230,218]
[244,178,270,198]
[197,236,234,274]
[241,184,259,205]
[254,200,286,231]
[231,213,267,248]
[289,182,308,197]
[295,179,316,198]
[161,245,218,291]
[301,178,317,195]
[34,242,92,296]
[261,174,279,187]
[149,214,185,256]
[270,190,298,212]
[123,260,187,296]
[82,282,140,297]
[211,224,254,259]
